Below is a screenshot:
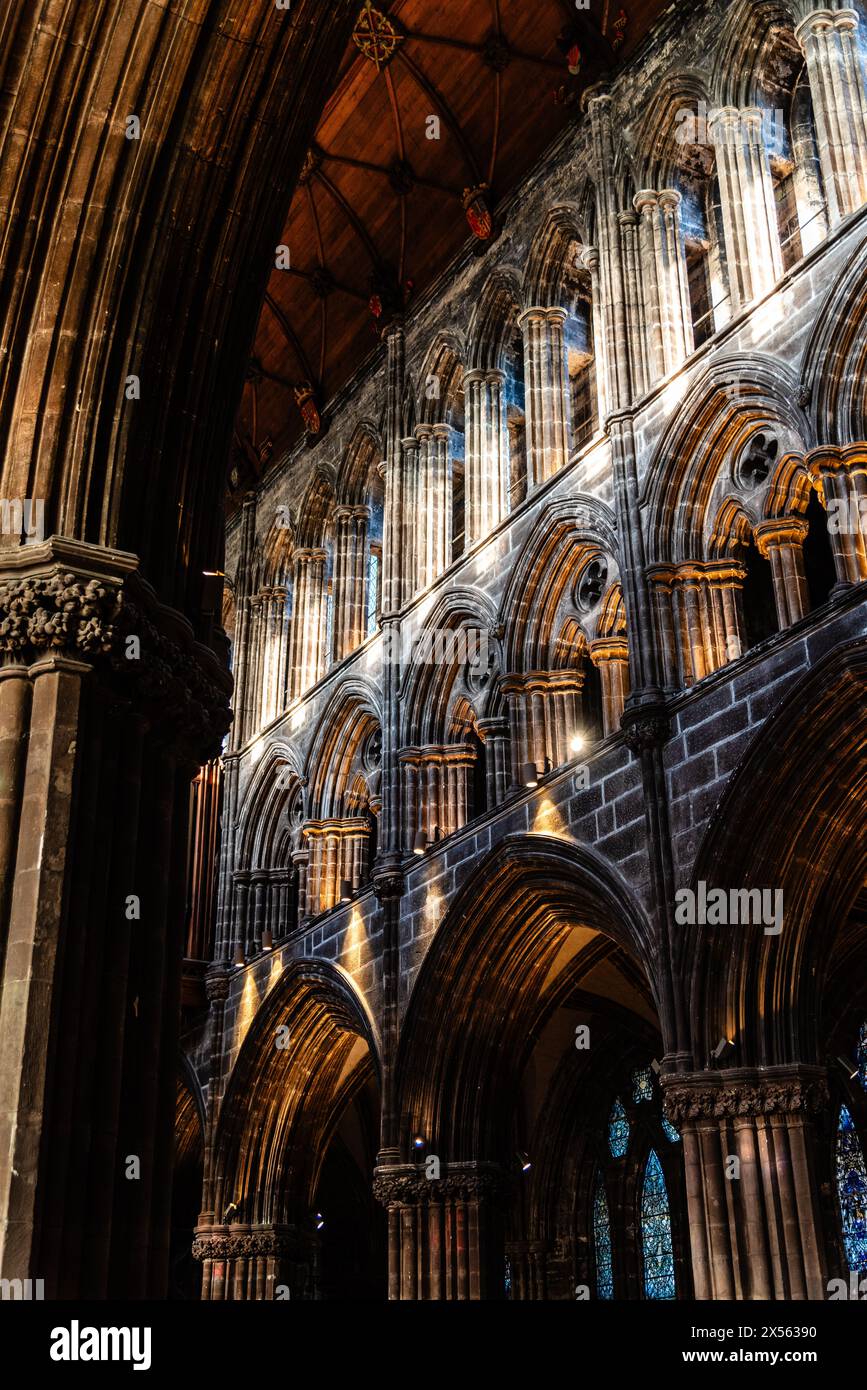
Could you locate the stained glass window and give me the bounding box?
[593,1171,614,1299]
[366,550,380,637]
[641,1149,676,1299]
[608,1097,630,1158]
[504,1256,512,1300]
[836,1104,867,1274]
[632,1067,653,1103]
[324,586,334,668]
[661,1115,681,1144]
[857,1023,867,1093]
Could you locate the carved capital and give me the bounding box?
[373,1161,511,1207]
[662,1068,830,1124]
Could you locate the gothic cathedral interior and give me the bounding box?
[1,0,867,1334]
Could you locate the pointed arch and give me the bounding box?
[337,420,382,506]
[394,834,658,1163]
[498,497,619,672]
[801,232,867,444]
[642,354,811,563]
[690,639,867,1069]
[523,204,587,309]
[304,677,382,820]
[399,586,500,746]
[467,269,523,370]
[417,333,465,427]
[212,958,380,1228]
[296,468,336,548]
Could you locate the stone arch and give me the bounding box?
[689,640,867,1070]
[399,587,500,747]
[236,743,305,871]
[523,204,589,309]
[395,834,659,1165]
[417,333,465,428]
[631,71,714,189]
[801,232,867,444]
[643,354,811,564]
[296,468,336,548]
[204,958,381,1298]
[499,498,619,672]
[713,0,798,109]
[304,678,382,821]
[337,421,382,506]
[467,270,523,371]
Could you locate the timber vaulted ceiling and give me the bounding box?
[232,0,673,485]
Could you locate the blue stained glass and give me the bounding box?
[608,1098,630,1158]
[504,1256,512,1300]
[837,1105,867,1274]
[324,587,334,668]
[593,1172,614,1300]
[857,1024,867,1093]
[633,1067,653,1103]
[641,1149,676,1299]
[661,1115,681,1144]
[366,550,380,636]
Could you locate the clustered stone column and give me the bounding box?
[193,1226,315,1301]
[463,368,508,545]
[255,586,288,728]
[502,671,586,782]
[288,547,328,698]
[580,245,608,424]
[414,423,452,588]
[647,561,747,687]
[755,518,812,626]
[0,540,231,1297]
[634,189,694,383]
[399,744,477,849]
[475,716,510,809]
[663,1069,830,1300]
[399,435,420,601]
[589,637,631,736]
[709,107,784,311]
[331,505,370,662]
[617,210,650,400]
[373,1164,509,1300]
[795,4,867,225]
[518,306,571,487]
[301,819,370,916]
[807,443,867,586]
[229,866,294,957]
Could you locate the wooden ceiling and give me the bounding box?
[232,0,671,486]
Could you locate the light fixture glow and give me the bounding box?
[233,945,245,967]
[413,1134,426,1149]
[570,733,586,755]
[339,879,353,903]
[413,830,427,855]
[261,928,273,951]
[521,762,539,788]
[517,1150,532,1172]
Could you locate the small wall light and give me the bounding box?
[413,830,428,855]
[570,733,586,755]
[517,1150,532,1172]
[521,762,539,788]
[712,1037,736,1062]
[339,879,353,903]
[261,928,273,951]
[233,944,245,967]
[412,1134,426,1150]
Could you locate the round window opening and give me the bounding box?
[576,557,608,613]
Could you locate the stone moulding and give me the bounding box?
[661,1067,831,1123]
[372,1161,512,1206]
[0,537,232,759]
